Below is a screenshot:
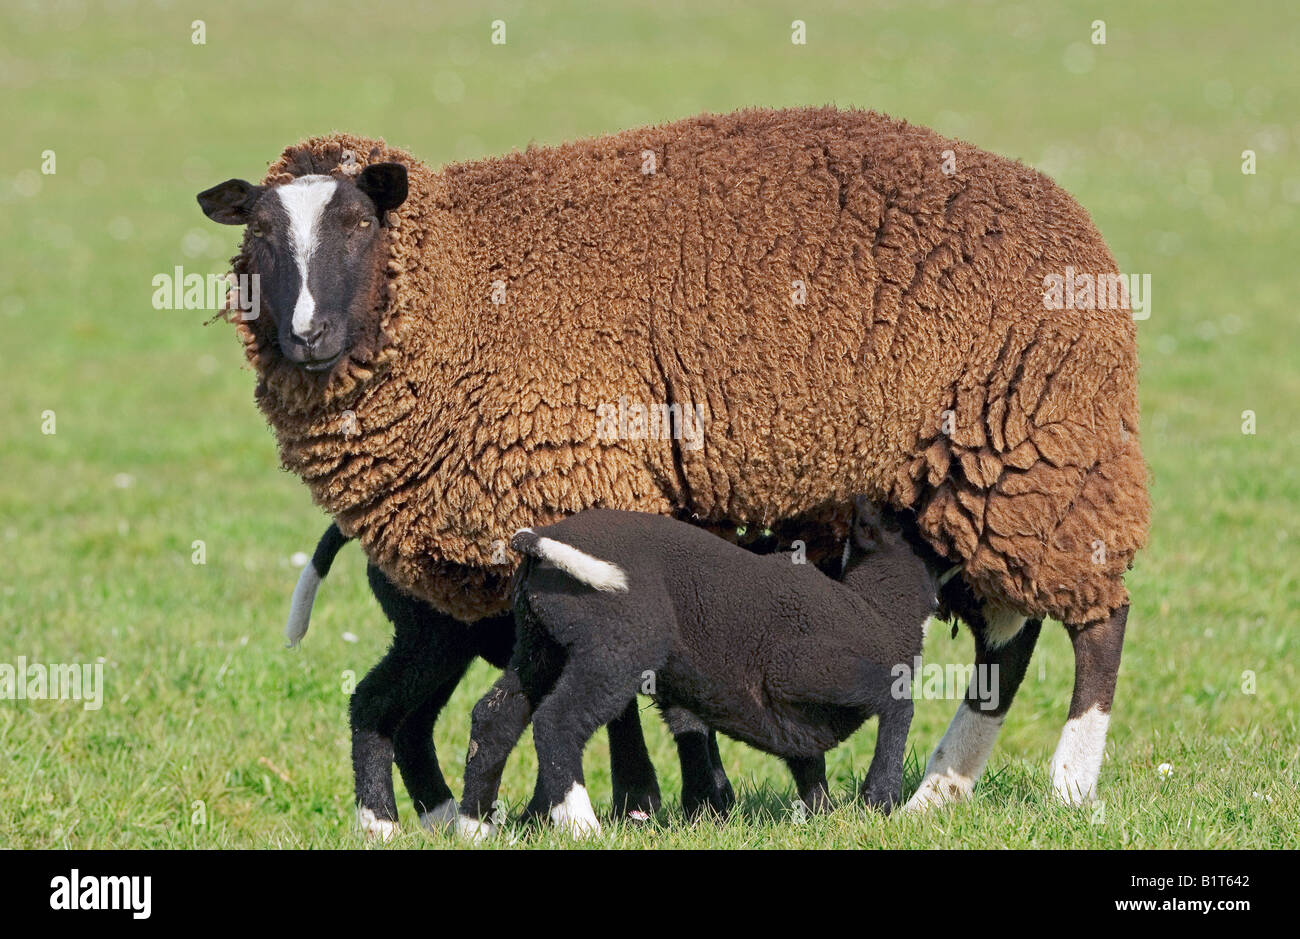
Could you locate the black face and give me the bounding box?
[851,494,897,554]
[197,163,408,371]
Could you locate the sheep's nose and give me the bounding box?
[295,322,326,347]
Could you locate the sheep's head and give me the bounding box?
[197,163,408,373]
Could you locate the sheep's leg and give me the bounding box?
[903,611,1042,812]
[394,589,506,831]
[531,665,643,839]
[1050,604,1128,805]
[663,708,734,819]
[785,754,832,815]
[607,700,662,819]
[861,697,915,814]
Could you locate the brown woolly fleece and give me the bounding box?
[225,107,1149,626]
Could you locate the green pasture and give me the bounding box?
[1,0,1296,848]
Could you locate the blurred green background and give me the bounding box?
[1,0,1296,847]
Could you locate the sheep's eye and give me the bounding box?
[250,224,266,238]
[357,218,372,229]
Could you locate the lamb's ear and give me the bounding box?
[356,162,408,215]
[851,495,881,552]
[197,179,264,225]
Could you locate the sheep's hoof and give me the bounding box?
[418,799,459,832]
[900,771,973,814]
[549,784,602,839]
[357,806,399,842]
[1049,761,1097,807]
[455,814,498,844]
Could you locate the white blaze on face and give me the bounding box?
[273,175,338,341]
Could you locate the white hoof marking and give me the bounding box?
[903,704,1004,813]
[419,799,459,832]
[549,783,602,838]
[357,806,398,842]
[455,814,498,844]
[1049,704,1110,805]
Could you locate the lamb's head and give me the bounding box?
[841,495,943,616]
[844,496,908,567]
[197,163,408,373]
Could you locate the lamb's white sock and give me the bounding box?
[357,806,397,842]
[549,783,601,838]
[418,799,459,832]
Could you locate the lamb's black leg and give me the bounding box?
[351,564,473,839]
[462,620,566,838]
[707,730,735,810]
[663,707,734,819]
[458,665,542,841]
[392,677,466,828]
[607,700,661,818]
[675,730,719,819]
[521,702,664,824]
[522,778,550,824]
[861,697,915,814]
[475,606,661,823]
[786,754,832,814]
[532,665,644,838]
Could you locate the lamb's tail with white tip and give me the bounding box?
[510,528,629,592]
[285,522,351,647]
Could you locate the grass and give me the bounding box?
[1,0,1297,849]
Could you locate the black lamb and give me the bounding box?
[284,523,734,839]
[457,497,943,840]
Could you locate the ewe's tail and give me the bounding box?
[510,528,629,592]
[285,522,351,647]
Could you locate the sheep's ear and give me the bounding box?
[197,179,264,225]
[356,162,408,215]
